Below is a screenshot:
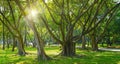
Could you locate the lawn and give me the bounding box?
[0,46,120,64]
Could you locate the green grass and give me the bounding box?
[0,46,120,64]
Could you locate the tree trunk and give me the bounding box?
[101,40,104,47]
[91,34,98,51]
[32,37,36,48]
[27,21,50,60]
[24,25,27,47]
[6,34,9,49]
[82,35,86,49]
[61,41,76,56]
[33,27,50,60]
[17,36,26,56]
[2,23,5,50]
[15,1,50,59]
[107,37,112,47]
[36,41,49,60]
[12,36,16,51]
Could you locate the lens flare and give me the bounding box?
[30,9,38,17]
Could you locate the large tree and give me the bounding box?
[40,0,120,56]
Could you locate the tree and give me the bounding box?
[41,0,120,56]
[105,10,120,46]
[14,0,50,60]
[0,0,26,56]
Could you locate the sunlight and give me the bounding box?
[114,0,120,3]
[25,8,39,23]
[44,0,52,3]
[30,9,38,17]
[26,8,39,18]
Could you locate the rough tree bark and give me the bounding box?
[16,34,26,56]
[61,41,76,56]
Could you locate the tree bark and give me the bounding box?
[12,36,16,52]
[2,23,5,50]
[6,34,10,49]
[24,25,27,47]
[107,37,112,47]
[61,41,76,56]
[16,34,26,56]
[32,38,36,48]
[91,34,98,51]
[82,35,86,49]
[33,25,50,60]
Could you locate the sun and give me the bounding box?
[30,9,38,17]
[25,8,39,22]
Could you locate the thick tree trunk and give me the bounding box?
[17,36,26,56]
[82,35,86,49]
[91,34,98,51]
[61,41,76,56]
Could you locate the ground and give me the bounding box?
[0,46,120,64]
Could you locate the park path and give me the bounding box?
[49,45,120,52]
[99,48,120,52]
[76,46,120,52]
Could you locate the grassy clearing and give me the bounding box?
[0,46,120,64]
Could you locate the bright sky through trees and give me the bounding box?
[30,9,38,17]
[114,0,120,3]
[26,8,39,22]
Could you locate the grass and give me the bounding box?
[0,46,120,64]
